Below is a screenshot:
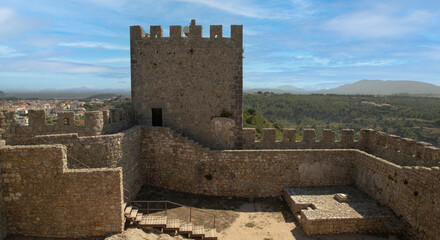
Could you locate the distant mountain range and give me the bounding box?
[2,80,440,99]
[321,80,440,95]
[244,80,440,96]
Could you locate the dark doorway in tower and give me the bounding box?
[152,108,163,126]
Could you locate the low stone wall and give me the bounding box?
[0,160,7,240]
[142,127,354,197]
[1,109,134,145]
[243,127,440,167]
[353,151,440,240]
[102,108,135,134]
[243,128,357,149]
[29,126,144,201]
[0,145,124,238]
[359,129,440,167]
[119,127,144,200]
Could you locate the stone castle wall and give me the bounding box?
[244,127,440,167]
[1,109,134,145]
[142,127,354,197]
[353,151,440,240]
[358,129,440,167]
[141,127,440,239]
[0,158,7,240]
[243,128,357,149]
[0,145,124,238]
[26,127,144,201]
[130,22,243,149]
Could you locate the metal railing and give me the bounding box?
[123,188,131,203]
[130,200,216,229]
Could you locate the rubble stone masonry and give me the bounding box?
[142,126,440,239]
[142,127,354,197]
[354,151,440,239]
[0,145,124,238]
[1,109,134,145]
[130,22,243,149]
[0,158,6,239]
[28,127,144,201]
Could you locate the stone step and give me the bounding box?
[129,208,138,219]
[124,206,132,216]
[204,229,218,240]
[192,225,205,238]
[165,218,180,231]
[141,215,167,228]
[179,222,193,235]
[135,213,143,222]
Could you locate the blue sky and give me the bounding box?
[1,0,440,91]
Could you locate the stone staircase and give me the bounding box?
[123,202,218,239]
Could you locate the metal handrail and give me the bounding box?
[123,188,131,203]
[130,200,216,228]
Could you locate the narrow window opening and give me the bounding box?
[63,118,70,125]
[152,108,163,127]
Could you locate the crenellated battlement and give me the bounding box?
[0,109,135,145]
[130,20,242,42]
[243,128,357,149]
[243,127,440,167]
[359,129,440,167]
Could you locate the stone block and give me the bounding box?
[340,129,354,147]
[262,128,276,143]
[210,25,222,39]
[302,129,315,143]
[321,129,335,143]
[150,25,162,38]
[242,128,256,144]
[170,25,182,38]
[189,25,202,38]
[282,128,296,142]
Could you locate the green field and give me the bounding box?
[243,93,440,146]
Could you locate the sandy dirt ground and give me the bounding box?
[6,186,398,240]
[105,228,186,240]
[218,202,391,240]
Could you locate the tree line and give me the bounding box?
[243,93,440,146]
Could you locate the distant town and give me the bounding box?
[0,95,131,126]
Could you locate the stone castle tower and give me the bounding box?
[130,20,243,149]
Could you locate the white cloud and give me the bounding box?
[58,42,129,51]
[0,59,127,74]
[86,0,128,9]
[0,7,35,38]
[0,45,23,57]
[348,59,405,67]
[324,10,431,38]
[291,0,310,9]
[98,57,130,63]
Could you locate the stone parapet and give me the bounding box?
[0,145,124,238]
[0,109,134,145]
[242,128,356,149]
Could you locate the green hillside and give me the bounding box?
[243,93,440,146]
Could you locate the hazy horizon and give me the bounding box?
[1,1,440,90]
